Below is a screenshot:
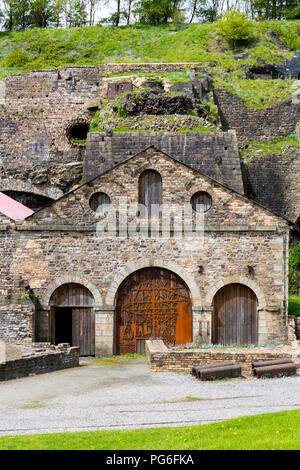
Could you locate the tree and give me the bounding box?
[87,0,101,25]
[64,0,88,27]
[3,0,31,30]
[30,0,56,28]
[134,0,182,24]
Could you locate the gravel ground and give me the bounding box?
[0,357,299,436]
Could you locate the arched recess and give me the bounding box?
[115,267,192,354]
[204,275,266,309]
[212,283,258,346]
[105,258,201,307]
[50,283,95,356]
[41,275,103,310]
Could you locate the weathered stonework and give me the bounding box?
[0,148,290,352]
[214,88,300,141]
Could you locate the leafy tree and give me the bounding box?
[64,0,88,27]
[30,0,56,28]
[134,0,182,24]
[3,0,31,30]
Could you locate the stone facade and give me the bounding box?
[243,150,300,223]
[0,148,290,353]
[214,88,300,141]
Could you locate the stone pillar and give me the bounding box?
[95,306,115,356]
[193,307,213,345]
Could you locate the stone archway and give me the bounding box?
[212,283,258,346]
[115,267,193,354]
[50,282,95,356]
[105,258,201,307]
[204,275,266,309]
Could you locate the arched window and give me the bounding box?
[138,170,162,218]
[89,192,111,215]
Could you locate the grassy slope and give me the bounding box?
[0,410,299,450]
[289,297,300,317]
[0,21,299,108]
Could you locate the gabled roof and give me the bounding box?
[0,192,34,221]
[26,145,293,225]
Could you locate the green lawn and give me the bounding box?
[289,297,300,317]
[0,410,299,450]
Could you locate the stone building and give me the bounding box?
[0,147,291,354]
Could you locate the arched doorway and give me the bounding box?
[115,267,192,354]
[212,284,258,346]
[50,283,95,356]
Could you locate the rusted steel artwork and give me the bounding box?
[116,268,192,354]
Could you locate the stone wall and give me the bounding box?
[146,342,300,375]
[243,150,300,223]
[214,88,300,141]
[0,340,5,363]
[84,131,243,193]
[0,345,79,381]
[1,149,288,352]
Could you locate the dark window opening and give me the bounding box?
[89,192,111,214]
[2,191,54,211]
[191,191,212,213]
[54,307,72,346]
[68,122,89,144]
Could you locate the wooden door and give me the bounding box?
[213,284,258,346]
[139,170,162,218]
[72,308,95,356]
[116,268,192,354]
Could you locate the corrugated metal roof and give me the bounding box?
[0,192,34,221]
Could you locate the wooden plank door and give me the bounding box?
[72,308,95,356]
[213,284,258,346]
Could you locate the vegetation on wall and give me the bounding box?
[289,243,300,296]
[240,135,299,161]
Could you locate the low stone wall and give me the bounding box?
[295,317,300,340]
[146,340,300,376]
[0,345,79,382]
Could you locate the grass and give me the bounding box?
[0,21,299,110]
[241,135,300,161]
[289,296,300,317]
[0,410,299,450]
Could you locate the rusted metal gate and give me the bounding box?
[116,268,192,354]
[212,283,258,346]
[50,283,95,356]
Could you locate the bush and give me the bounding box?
[289,243,300,295]
[288,297,300,317]
[3,49,31,68]
[285,5,300,20]
[217,10,256,47]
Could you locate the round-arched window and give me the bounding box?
[191,191,212,212]
[89,192,111,215]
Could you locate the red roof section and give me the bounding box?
[0,192,34,221]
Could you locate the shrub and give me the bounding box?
[285,5,300,20]
[217,10,256,47]
[3,49,31,68]
[289,243,300,295]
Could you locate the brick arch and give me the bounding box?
[204,276,266,308]
[105,259,201,307]
[40,275,103,309]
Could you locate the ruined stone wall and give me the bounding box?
[243,150,300,223]
[214,88,300,141]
